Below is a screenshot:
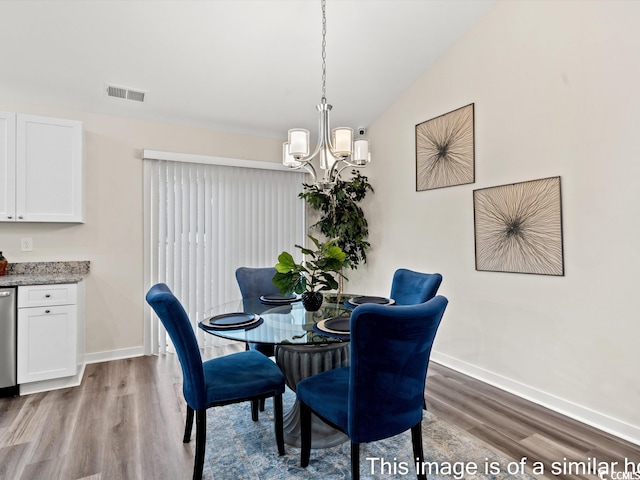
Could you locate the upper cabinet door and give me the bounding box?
[0,112,17,221]
[15,114,84,223]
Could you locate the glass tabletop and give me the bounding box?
[199,296,354,345]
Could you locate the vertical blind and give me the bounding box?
[144,157,305,353]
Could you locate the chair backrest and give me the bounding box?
[389,268,442,305]
[236,267,281,314]
[235,267,280,298]
[146,283,207,410]
[347,295,448,444]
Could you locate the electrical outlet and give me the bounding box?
[21,237,33,252]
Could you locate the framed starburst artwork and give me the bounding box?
[415,103,475,191]
[473,176,564,276]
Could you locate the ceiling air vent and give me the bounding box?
[126,89,146,102]
[106,84,147,103]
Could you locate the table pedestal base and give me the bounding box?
[275,342,350,448]
[283,399,348,448]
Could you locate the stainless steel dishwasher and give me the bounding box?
[0,286,18,397]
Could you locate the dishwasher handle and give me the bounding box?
[0,291,11,297]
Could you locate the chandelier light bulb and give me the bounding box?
[353,138,370,165]
[332,128,353,157]
[288,129,310,158]
[283,142,302,168]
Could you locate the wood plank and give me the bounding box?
[0,351,637,479]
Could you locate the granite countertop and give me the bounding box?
[0,261,90,287]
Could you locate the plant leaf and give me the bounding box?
[276,251,297,271]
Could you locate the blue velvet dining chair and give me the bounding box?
[296,295,448,480]
[235,266,280,357]
[389,268,443,410]
[146,283,285,480]
[236,267,280,357]
[235,266,281,416]
[389,268,442,305]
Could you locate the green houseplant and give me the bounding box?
[273,235,346,311]
[299,170,373,295]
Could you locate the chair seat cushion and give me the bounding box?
[296,367,350,432]
[203,350,285,405]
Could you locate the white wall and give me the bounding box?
[348,0,640,443]
[0,101,283,359]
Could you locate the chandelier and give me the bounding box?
[282,0,371,192]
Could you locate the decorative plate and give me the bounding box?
[348,296,395,306]
[316,316,350,335]
[201,312,260,330]
[259,294,301,305]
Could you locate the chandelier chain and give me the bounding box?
[282,0,370,186]
[321,0,327,102]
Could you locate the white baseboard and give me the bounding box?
[20,363,87,396]
[431,351,640,447]
[19,347,145,396]
[84,346,145,365]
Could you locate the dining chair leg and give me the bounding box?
[300,401,312,468]
[260,398,266,411]
[351,442,360,480]
[193,409,207,480]
[251,399,259,421]
[274,393,285,456]
[184,405,194,443]
[411,422,426,480]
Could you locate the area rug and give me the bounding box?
[204,388,537,479]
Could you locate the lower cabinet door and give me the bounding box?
[17,304,77,384]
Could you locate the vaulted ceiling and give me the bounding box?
[0,0,494,139]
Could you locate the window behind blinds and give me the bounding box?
[143,155,305,353]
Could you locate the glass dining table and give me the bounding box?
[199,295,355,448]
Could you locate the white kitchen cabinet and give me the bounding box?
[0,112,17,221]
[17,283,78,384]
[0,111,84,223]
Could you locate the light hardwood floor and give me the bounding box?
[424,364,640,480]
[0,343,638,480]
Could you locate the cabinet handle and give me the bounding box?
[45,309,51,314]
[18,215,24,220]
[7,215,12,219]
[45,294,51,298]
